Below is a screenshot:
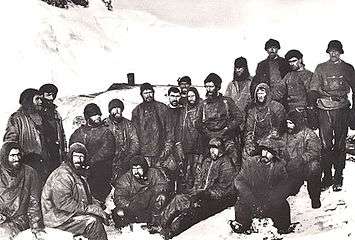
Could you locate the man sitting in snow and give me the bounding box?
[160,137,236,239]
[230,138,293,234]
[112,155,169,232]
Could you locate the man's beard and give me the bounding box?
[110,113,122,122]
[88,118,101,127]
[170,100,179,107]
[206,91,218,99]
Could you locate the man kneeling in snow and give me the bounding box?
[160,138,236,239]
[112,155,169,232]
[41,143,108,240]
[230,139,292,234]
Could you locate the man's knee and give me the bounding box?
[308,161,321,178]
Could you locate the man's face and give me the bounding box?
[142,89,154,103]
[72,152,85,170]
[168,91,181,107]
[286,119,295,133]
[210,147,220,160]
[179,82,191,95]
[187,91,197,105]
[256,88,267,103]
[235,67,245,77]
[205,82,218,98]
[43,92,55,102]
[89,114,101,124]
[266,47,279,59]
[329,49,341,63]
[132,165,144,179]
[33,94,42,110]
[288,57,302,71]
[8,148,22,170]
[110,107,123,119]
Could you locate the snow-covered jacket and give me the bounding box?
[131,101,168,157]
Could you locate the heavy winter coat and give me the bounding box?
[310,60,355,110]
[4,107,43,156]
[225,77,252,119]
[180,103,201,154]
[244,83,285,157]
[0,142,44,233]
[69,122,115,165]
[131,101,168,157]
[196,94,243,141]
[283,69,313,112]
[252,56,290,104]
[41,162,98,227]
[113,167,169,212]
[104,116,139,177]
[193,154,235,200]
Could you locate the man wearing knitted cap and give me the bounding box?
[39,83,67,172]
[281,50,317,129]
[252,38,290,106]
[42,142,109,240]
[4,88,52,185]
[131,83,169,167]
[160,138,236,239]
[225,57,253,119]
[113,155,169,232]
[309,40,355,192]
[177,76,192,106]
[0,141,46,240]
[69,103,115,202]
[196,73,243,171]
[104,99,139,182]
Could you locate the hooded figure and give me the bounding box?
[243,83,285,158]
[41,143,108,240]
[4,88,52,185]
[0,142,44,239]
[69,103,115,202]
[112,155,169,230]
[231,138,291,234]
[225,57,253,119]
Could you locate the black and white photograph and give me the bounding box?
[0,0,355,239]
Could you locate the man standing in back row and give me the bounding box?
[309,40,355,192]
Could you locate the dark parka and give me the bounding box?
[131,101,168,159]
[69,122,115,202]
[0,142,44,236]
[244,83,285,157]
[104,116,139,179]
[113,167,169,222]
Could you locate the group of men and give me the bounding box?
[0,38,354,240]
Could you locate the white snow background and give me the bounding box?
[1,0,355,239]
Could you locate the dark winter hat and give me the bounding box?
[130,155,149,173]
[140,82,154,94]
[264,38,281,50]
[285,50,303,61]
[83,103,102,120]
[19,88,40,106]
[177,76,191,85]
[208,137,225,151]
[68,142,88,158]
[286,110,305,128]
[168,86,180,95]
[326,40,344,54]
[108,99,124,112]
[204,73,222,89]
[234,57,248,68]
[39,83,58,96]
